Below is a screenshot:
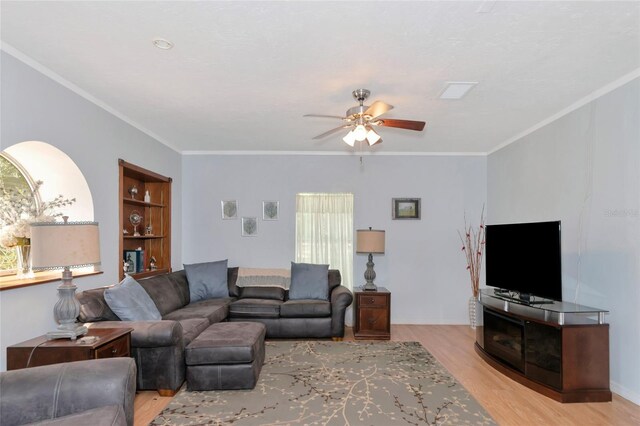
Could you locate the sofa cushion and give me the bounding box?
[227,267,240,297]
[179,318,212,346]
[163,298,233,325]
[280,300,331,318]
[289,262,329,301]
[166,270,192,307]
[104,276,162,321]
[77,287,120,322]
[239,286,285,301]
[328,269,342,291]
[137,273,188,316]
[228,299,282,319]
[185,260,228,302]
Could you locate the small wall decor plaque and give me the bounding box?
[221,200,238,219]
[242,217,258,236]
[392,198,421,220]
[263,201,279,220]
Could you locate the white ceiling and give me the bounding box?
[1,1,639,154]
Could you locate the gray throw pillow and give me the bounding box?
[184,259,229,302]
[289,262,329,300]
[104,275,162,321]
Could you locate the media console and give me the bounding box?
[475,289,611,403]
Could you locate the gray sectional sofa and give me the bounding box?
[77,267,353,395]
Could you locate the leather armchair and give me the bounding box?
[0,358,136,426]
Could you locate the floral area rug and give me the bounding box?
[151,341,495,425]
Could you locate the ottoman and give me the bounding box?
[185,321,266,391]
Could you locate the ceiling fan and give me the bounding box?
[304,89,426,146]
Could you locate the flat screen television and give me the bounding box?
[485,220,562,301]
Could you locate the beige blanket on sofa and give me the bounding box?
[236,268,291,289]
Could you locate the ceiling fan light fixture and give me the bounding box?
[343,131,356,147]
[366,129,381,146]
[353,124,368,142]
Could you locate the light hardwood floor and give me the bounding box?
[134,325,640,425]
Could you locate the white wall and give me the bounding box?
[182,153,487,324]
[0,50,183,370]
[487,78,640,404]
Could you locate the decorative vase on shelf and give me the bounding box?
[468,295,478,329]
[15,244,34,279]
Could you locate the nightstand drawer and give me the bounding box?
[358,294,388,307]
[96,335,130,359]
[358,308,389,333]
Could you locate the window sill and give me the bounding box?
[0,269,103,291]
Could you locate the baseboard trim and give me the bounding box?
[610,381,640,406]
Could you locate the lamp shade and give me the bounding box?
[356,229,385,254]
[30,221,101,270]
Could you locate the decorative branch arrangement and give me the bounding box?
[458,207,485,298]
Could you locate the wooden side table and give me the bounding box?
[7,328,133,370]
[353,287,391,340]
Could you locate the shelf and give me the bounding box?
[479,288,608,325]
[128,268,170,280]
[119,159,171,281]
[122,198,165,208]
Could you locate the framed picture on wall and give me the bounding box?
[221,200,238,219]
[242,217,258,236]
[392,198,421,220]
[263,201,279,220]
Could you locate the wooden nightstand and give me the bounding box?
[7,328,133,370]
[353,287,391,340]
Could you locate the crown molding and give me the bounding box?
[1,42,180,154]
[182,150,487,156]
[490,68,640,155]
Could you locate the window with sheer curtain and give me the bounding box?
[295,193,354,291]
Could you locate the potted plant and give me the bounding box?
[458,207,485,329]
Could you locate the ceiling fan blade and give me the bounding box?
[303,114,347,120]
[364,101,394,119]
[312,124,353,140]
[377,118,426,131]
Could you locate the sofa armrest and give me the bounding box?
[87,320,182,348]
[0,358,136,426]
[330,285,353,337]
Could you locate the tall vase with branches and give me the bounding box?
[458,207,485,328]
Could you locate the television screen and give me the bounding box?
[485,221,562,301]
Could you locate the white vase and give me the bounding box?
[468,296,477,329]
[15,244,34,279]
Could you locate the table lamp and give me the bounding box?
[356,227,385,291]
[30,217,101,340]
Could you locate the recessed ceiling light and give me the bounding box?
[152,38,174,50]
[439,82,478,100]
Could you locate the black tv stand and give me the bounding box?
[475,289,611,403]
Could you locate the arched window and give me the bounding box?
[0,141,94,279]
[0,153,39,274]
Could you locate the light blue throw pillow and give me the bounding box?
[289,262,329,301]
[184,259,229,302]
[104,275,162,321]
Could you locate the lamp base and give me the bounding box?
[362,282,378,291]
[47,323,88,340]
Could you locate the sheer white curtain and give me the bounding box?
[295,193,354,291]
